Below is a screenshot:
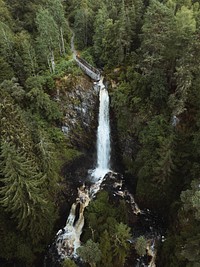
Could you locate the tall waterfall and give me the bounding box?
[55,78,111,259]
[52,33,160,267]
[92,79,110,179]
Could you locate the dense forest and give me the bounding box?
[0,0,200,266]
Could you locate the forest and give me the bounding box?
[0,0,200,266]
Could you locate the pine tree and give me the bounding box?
[99,230,113,267]
[74,1,94,49]
[0,89,33,155]
[93,4,109,65]
[168,4,196,116]
[62,259,77,267]
[135,236,147,256]
[154,134,176,184]
[46,0,67,55]
[35,8,59,73]
[0,21,14,62]
[0,141,55,243]
[18,31,38,76]
[0,56,14,82]
[113,222,131,267]
[77,239,101,267]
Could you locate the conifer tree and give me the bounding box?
[0,89,33,155]
[99,230,113,267]
[35,8,59,73]
[77,239,101,267]
[46,0,67,55]
[135,236,147,256]
[93,4,109,64]
[74,1,94,49]
[0,141,55,243]
[19,31,38,76]
[0,21,14,62]
[113,222,131,267]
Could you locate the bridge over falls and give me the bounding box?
[71,32,101,81]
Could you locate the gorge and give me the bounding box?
[47,36,163,267]
[1,1,199,266]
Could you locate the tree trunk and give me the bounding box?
[50,50,55,73]
[27,48,36,76]
[60,27,65,55]
[59,41,62,56]
[47,55,52,73]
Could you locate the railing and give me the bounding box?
[70,29,101,81]
[75,55,101,81]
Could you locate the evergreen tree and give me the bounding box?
[113,223,131,267]
[99,230,113,267]
[135,236,147,256]
[18,31,38,76]
[0,88,33,155]
[47,0,69,55]
[26,86,62,121]
[46,0,68,55]
[0,0,13,25]
[0,21,14,62]
[0,142,55,243]
[168,4,196,116]
[93,4,109,65]
[0,56,14,82]
[35,8,59,73]
[74,0,94,49]
[62,258,77,267]
[77,239,101,267]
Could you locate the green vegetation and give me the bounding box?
[81,191,131,267]
[1,0,200,266]
[77,239,101,267]
[135,236,147,256]
[69,0,200,266]
[62,259,77,267]
[0,0,83,265]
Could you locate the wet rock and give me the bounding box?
[57,75,99,151]
[100,171,140,215]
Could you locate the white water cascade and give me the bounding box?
[92,78,110,180]
[55,78,111,259]
[52,32,160,267]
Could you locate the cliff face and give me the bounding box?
[56,74,99,152]
[54,74,99,228]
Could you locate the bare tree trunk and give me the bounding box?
[47,55,52,73]
[50,50,55,73]
[59,41,62,56]
[60,27,65,54]
[27,48,36,76]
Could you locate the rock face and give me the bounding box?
[57,74,99,151]
[53,74,100,237]
[45,75,99,267]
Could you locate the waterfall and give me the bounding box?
[92,79,110,180]
[54,78,111,259]
[50,33,161,267]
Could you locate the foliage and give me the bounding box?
[0,142,55,242]
[62,258,77,267]
[135,236,147,256]
[82,191,131,267]
[1,0,200,266]
[77,239,101,267]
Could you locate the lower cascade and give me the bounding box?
[55,77,111,259]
